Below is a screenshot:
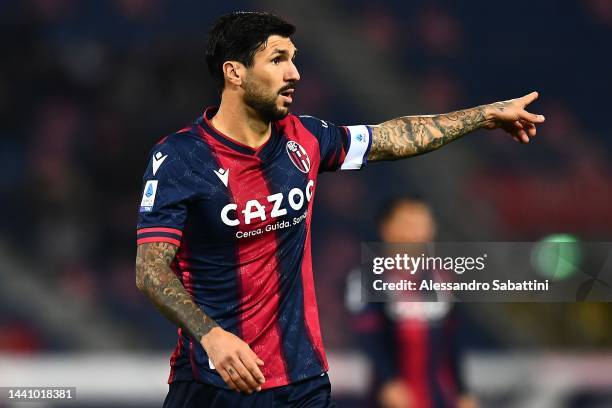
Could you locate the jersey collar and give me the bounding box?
[200,107,279,158]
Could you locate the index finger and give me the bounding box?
[519,91,539,106]
[239,351,266,384]
[231,360,261,392]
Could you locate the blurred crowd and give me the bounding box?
[0,0,610,360]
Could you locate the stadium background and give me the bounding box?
[0,0,610,406]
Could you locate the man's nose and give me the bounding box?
[285,61,300,82]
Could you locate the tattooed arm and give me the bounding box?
[135,242,266,393]
[135,242,218,341]
[368,92,546,162]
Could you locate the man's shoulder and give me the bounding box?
[285,113,326,126]
[278,113,333,137]
[150,122,211,159]
[155,125,198,148]
[293,114,337,135]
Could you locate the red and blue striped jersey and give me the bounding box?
[136,107,372,389]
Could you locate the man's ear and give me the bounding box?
[222,61,244,87]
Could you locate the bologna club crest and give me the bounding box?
[286,141,311,173]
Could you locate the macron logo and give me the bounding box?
[214,168,229,187]
[152,152,168,176]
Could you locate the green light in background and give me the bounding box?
[531,233,582,280]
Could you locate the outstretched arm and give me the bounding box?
[368,91,545,161]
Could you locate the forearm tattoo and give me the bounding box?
[368,105,488,161]
[136,242,218,341]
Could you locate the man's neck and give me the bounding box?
[210,99,271,149]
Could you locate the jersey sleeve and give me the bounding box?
[136,141,194,247]
[298,115,372,173]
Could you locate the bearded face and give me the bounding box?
[240,35,299,123]
[242,73,295,122]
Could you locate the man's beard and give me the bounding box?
[243,77,292,123]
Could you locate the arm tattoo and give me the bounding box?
[136,242,218,341]
[368,105,489,161]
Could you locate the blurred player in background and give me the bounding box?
[134,11,543,407]
[346,197,478,408]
